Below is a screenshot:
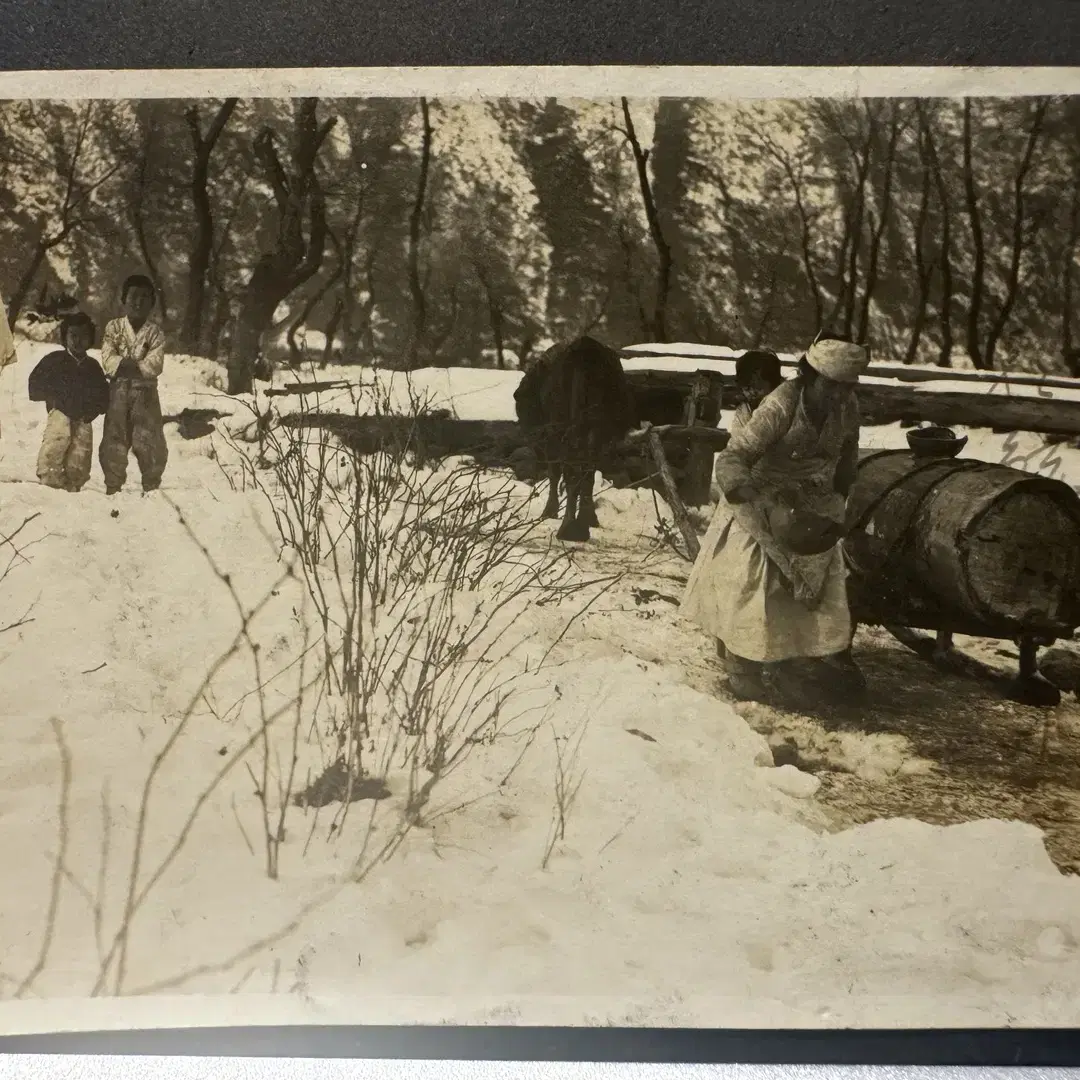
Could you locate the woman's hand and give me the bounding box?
[768,501,797,535]
[726,484,760,506]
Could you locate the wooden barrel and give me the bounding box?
[843,448,1080,638]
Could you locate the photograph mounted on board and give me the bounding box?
[2,68,1080,1033]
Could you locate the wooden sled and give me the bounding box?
[844,447,1080,710]
[875,623,1062,709]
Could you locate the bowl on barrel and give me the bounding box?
[906,425,968,459]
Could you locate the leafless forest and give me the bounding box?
[1,95,1077,392]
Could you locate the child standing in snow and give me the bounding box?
[98,274,169,495]
[28,313,111,492]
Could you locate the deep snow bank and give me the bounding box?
[1,339,1079,1031]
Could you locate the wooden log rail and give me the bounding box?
[279,413,731,457]
[622,344,1080,393]
[265,355,1080,440]
[622,365,1080,439]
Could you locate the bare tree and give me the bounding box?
[472,260,507,368]
[182,98,238,355]
[1063,153,1080,374]
[814,101,878,337]
[904,109,938,365]
[406,97,433,369]
[855,102,906,343]
[960,98,988,368]
[286,228,346,366]
[616,221,650,340]
[754,130,825,330]
[919,102,955,366]
[840,104,878,336]
[750,243,785,349]
[204,166,253,361]
[128,102,169,323]
[619,98,673,342]
[962,96,1050,370]
[321,194,366,367]
[228,99,337,395]
[983,97,1051,369]
[6,103,121,328]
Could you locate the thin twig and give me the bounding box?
[14,717,72,998]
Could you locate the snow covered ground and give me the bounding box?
[2,338,1080,1035]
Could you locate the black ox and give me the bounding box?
[513,336,638,542]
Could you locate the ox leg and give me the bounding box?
[579,467,599,529]
[557,464,590,542]
[541,462,562,520]
[1006,634,1061,708]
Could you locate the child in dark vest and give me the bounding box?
[98,274,169,495]
[28,313,111,492]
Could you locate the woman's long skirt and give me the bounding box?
[680,501,852,665]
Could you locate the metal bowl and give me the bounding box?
[906,425,968,459]
[768,507,845,555]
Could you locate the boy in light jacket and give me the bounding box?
[99,274,169,495]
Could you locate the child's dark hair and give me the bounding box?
[736,349,783,389]
[59,312,96,347]
[121,274,156,303]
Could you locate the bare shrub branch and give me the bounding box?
[14,716,72,998]
[541,713,590,871]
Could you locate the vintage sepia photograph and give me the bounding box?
[2,67,1080,1033]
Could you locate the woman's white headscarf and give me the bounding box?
[805,338,870,383]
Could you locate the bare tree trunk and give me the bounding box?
[201,165,251,360]
[917,104,955,367]
[788,168,824,329]
[228,99,337,395]
[961,97,989,369]
[841,104,878,336]
[7,234,57,330]
[856,104,903,343]
[208,287,232,361]
[182,98,238,355]
[129,103,169,323]
[820,103,876,334]
[326,188,365,366]
[618,223,650,339]
[287,229,345,366]
[905,120,937,365]
[621,97,673,342]
[984,97,1051,370]
[751,245,783,348]
[758,137,824,329]
[1063,163,1080,369]
[7,105,104,329]
[322,300,344,368]
[406,97,433,369]
[427,284,459,361]
[357,250,379,359]
[475,265,506,368]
